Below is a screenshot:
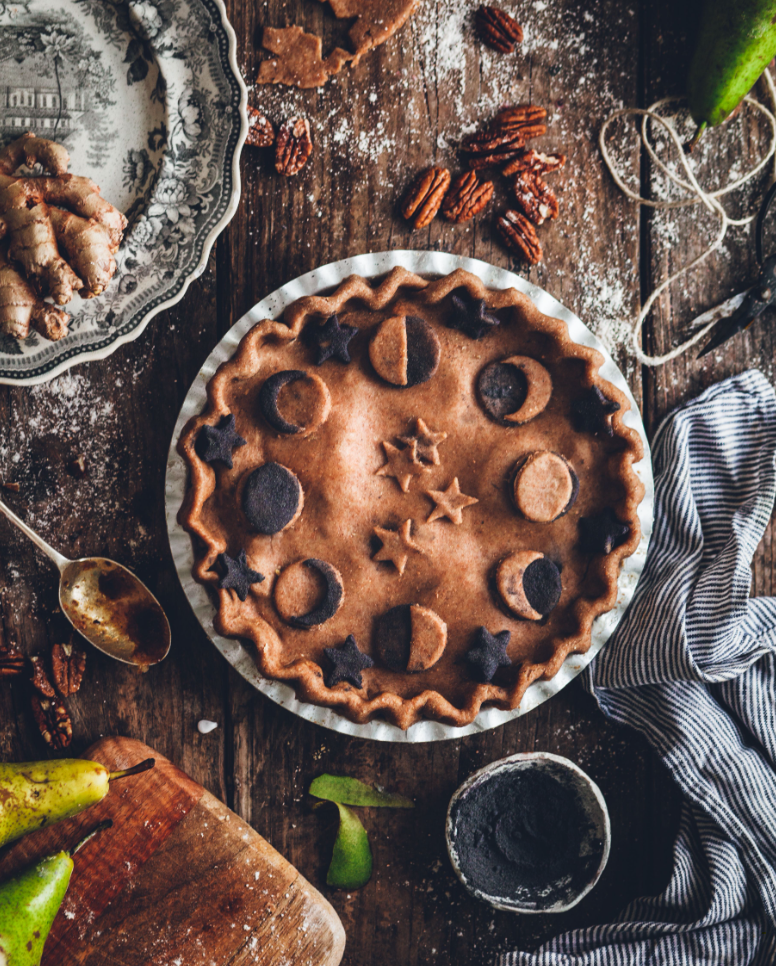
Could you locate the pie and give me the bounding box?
[177,267,644,730]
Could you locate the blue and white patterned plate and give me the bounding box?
[0,0,247,385]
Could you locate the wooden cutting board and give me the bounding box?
[0,737,346,966]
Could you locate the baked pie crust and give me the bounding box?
[178,267,644,730]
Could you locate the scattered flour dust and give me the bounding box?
[247,0,639,361]
[0,366,154,602]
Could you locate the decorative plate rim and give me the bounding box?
[164,250,654,743]
[0,0,248,387]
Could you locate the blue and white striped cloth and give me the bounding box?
[500,370,776,966]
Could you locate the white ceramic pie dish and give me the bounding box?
[165,250,654,742]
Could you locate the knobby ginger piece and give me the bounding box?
[0,253,69,341]
[0,134,127,341]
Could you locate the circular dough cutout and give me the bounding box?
[513,451,579,523]
[369,315,441,387]
[259,370,331,437]
[477,355,552,425]
[374,602,448,672]
[496,551,562,620]
[242,462,304,535]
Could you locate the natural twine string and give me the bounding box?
[598,69,776,366]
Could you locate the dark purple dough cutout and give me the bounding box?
[242,462,302,535]
[405,316,441,387]
[259,370,307,434]
[287,558,344,629]
[477,361,529,423]
[373,604,413,671]
[522,558,562,615]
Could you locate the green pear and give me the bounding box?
[0,821,110,966]
[0,758,153,848]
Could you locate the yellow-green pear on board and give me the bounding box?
[0,821,110,966]
[0,758,153,849]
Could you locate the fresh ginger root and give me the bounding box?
[0,252,70,341]
[0,133,128,342]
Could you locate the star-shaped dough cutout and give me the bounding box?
[373,519,424,575]
[571,386,620,438]
[310,313,357,365]
[425,478,479,525]
[323,634,373,689]
[466,627,512,682]
[217,549,265,601]
[449,292,500,340]
[376,440,431,492]
[198,414,246,468]
[398,418,448,466]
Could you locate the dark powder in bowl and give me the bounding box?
[449,762,604,908]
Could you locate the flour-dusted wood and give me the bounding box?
[12,0,774,961]
[0,738,345,966]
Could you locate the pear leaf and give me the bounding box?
[327,803,373,889]
[310,774,414,808]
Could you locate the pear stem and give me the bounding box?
[684,122,706,154]
[70,819,113,856]
[109,758,155,782]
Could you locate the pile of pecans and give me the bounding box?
[1,638,87,749]
[400,105,566,265]
[246,106,314,177]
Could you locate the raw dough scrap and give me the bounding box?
[258,0,419,88]
[257,25,352,89]
[327,0,420,65]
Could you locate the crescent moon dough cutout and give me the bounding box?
[259,369,332,436]
[369,315,441,387]
[496,551,562,620]
[477,355,553,425]
[374,603,448,672]
[274,558,344,628]
[512,451,579,523]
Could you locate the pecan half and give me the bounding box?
[246,106,275,148]
[441,171,494,223]
[275,117,313,176]
[402,167,451,229]
[502,148,566,178]
[51,641,87,697]
[475,6,523,53]
[488,106,547,143]
[512,170,559,226]
[30,654,56,697]
[0,644,24,677]
[462,130,524,171]
[496,210,543,264]
[31,694,72,749]
[492,105,547,133]
[462,126,524,156]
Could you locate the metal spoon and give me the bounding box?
[0,498,171,668]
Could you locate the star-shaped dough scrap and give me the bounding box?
[217,549,265,601]
[425,478,479,525]
[398,417,448,465]
[376,440,430,492]
[373,519,424,575]
[466,627,512,683]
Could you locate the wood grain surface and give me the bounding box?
[1,0,773,962]
[0,737,346,966]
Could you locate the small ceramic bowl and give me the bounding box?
[445,751,611,914]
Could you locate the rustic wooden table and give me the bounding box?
[2,0,774,962]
